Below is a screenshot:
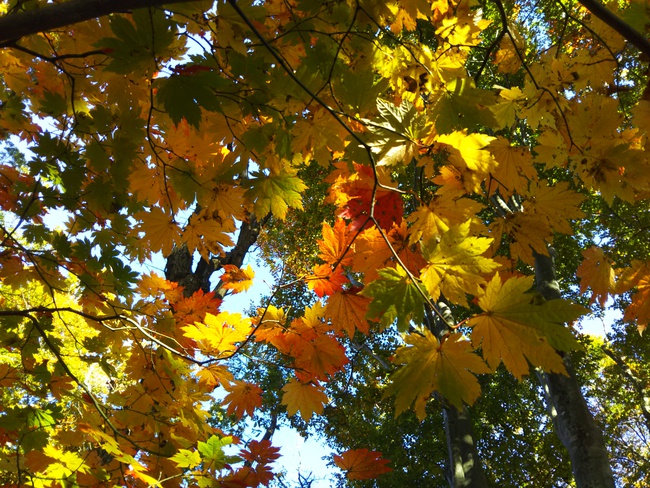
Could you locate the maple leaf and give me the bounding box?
[469,274,586,379]
[317,219,353,266]
[436,131,497,183]
[385,329,490,417]
[222,380,264,419]
[488,137,536,196]
[329,163,403,231]
[281,379,328,422]
[182,211,235,261]
[246,169,306,220]
[307,263,348,298]
[171,449,202,469]
[577,246,616,307]
[172,289,222,327]
[526,180,585,235]
[407,186,484,243]
[220,264,255,293]
[362,266,426,332]
[294,334,349,381]
[351,225,394,282]
[489,212,552,266]
[617,261,650,333]
[420,221,499,306]
[325,288,372,336]
[182,312,252,358]
[135,207,182,257]
[197,364,233,391]
[334,448,392,480]
[206,184,249,222]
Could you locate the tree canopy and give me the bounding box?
[0,0,649,486]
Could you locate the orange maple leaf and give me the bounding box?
[197,364,233,391]
[307,263,348,297]
[576,246,616,306]
[294,334,349,381]
[240,439,281,465]
[220,264,255,293]
[325,288,372,336]
[317,218,353,266]
[617,260,650,333]
[172,289,222,326]
[333,449,392,480]
[281,379,328,422]
[222,380,264,419]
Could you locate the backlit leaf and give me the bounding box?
[334,448,392,480]
[469,274,585,378]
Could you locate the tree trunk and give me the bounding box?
[442,405,488,488]
[428,303,489,488]
[534,249,616,488]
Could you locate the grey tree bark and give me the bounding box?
[427,302,488,488]
[534,249,616,488]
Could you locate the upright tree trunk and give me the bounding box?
[442,405,488,488]
[534,249,616,488]
[428,303,489,488]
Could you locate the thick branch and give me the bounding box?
[0,0,199,45]
[578,0,650,59]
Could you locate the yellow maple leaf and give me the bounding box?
[182,210,235,261]
[135,206,182,256]
[488,212,552,266]
[469,274,585,379]
[182,312,252,358]
[437,131,497,173]
[490,86,526,128]
[281,379,328,422]
[488,136,536,196]
[385,329,490,418]
[526,180,585,234]
[576,246,616,307]
[420,221,499,306]
[407,186,484,244]
[206,184,249,223]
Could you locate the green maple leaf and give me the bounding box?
[155,68,228,128]
[430,78,497,133]
[197,435,238,468]
[171,449,202,469]
[362,266,426,332]
[385,330,490,417]
[245,170,306,220]
[469,274,586,378]
[95,9,177,74]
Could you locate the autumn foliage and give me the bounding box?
[0,0,649,485]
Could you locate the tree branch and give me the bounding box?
[578,0,650,59]
[0,0,200,45]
